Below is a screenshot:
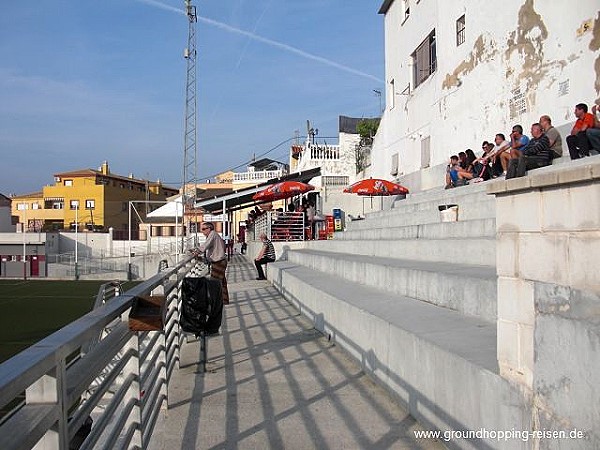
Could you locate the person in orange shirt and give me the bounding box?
[566,103,595,159]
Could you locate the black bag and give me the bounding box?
[69,416,93,450]
[180,277,223,335]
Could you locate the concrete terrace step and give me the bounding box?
[350,183,495,223]
[285,249,497,322]
[268,260,528,447]
[270,260,497,369]
[301,236,497,266]
[338,217,496,241]
[349,196,496,230]
[394,181,490,208]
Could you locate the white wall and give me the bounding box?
[338,132,362,182]
[295,133,360,181]
[488,158,600,446]
[373,0,600,187]
[0,207,12,232]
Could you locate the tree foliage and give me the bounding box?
[356,119,380,140]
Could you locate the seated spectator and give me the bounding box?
[500,125,530,175]
[586,104,600,153]
[254,233,276,280]
[566,103,594,159]
[458,151,468,169]
[455,149,478,181]
[471,144,493,181]
[482,134,510,177]
[539,115,563,159]
[445,155,461,188]
[465,149,477,170]
[506,123,551,179]
[480,141,495,161]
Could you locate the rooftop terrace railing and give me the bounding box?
[0,254,200,450]
[233,169,284,183]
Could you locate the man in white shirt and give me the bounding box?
[482,133,510,177]
[195,222,229,305]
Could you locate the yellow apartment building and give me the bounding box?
[11,161,178,232]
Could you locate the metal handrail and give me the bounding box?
[0,254,198,450]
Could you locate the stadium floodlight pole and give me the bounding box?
[182,0,198,253]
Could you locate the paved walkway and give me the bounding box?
[149,255,443,450]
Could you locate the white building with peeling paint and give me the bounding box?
[372,0,600,191]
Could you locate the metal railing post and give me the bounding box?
[27,366,66,450]
[175,283,183,372]
[159,330,168,410]
[305,212,307,241]
[123,334,142,448]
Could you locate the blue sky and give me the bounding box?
[0,0,384,195]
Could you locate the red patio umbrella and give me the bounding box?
[344,178,409,215]
[343,178,409,196]
[253,181,315,202]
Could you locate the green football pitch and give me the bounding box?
[0,280,137,363]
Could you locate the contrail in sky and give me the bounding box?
[134,0,383,83]
[235,0,272,69]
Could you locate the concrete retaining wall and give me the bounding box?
[488,157,600,447]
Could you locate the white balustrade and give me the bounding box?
[306,144,340,161]
[233,170,283,183]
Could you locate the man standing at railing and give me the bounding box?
[194,222,229,305]
[254,233,276,280]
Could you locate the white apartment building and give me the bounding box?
[373,0,600,191]
[291,116,384,217]
[291,116,365,190]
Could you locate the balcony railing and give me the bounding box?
[322,176,350,187]
[0,255,202,450]
[233,170,284,184]
[306,144,340,160]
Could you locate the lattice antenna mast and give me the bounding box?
[182,0,198,247]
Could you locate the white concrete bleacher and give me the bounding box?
[264,154,600,449]
[266,179,529,449]
[283,182,498,321]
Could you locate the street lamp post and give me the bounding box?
[22,204,28,280]
[75,203,79,280]
[128,201,132,281]
[175,199,180,264]
[373,89,382,115]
